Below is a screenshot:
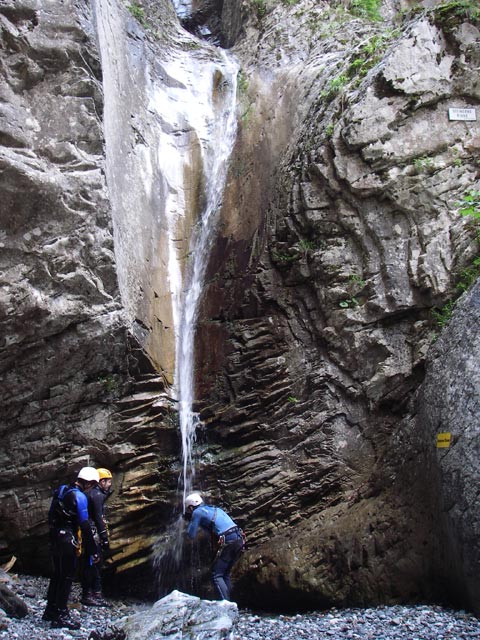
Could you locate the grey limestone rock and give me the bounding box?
[119,590,238,640]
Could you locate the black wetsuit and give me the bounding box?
[45,484,98,616]
[81,484,111,594]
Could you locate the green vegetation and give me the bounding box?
[457,257,480,292]
[431,253,480,329]
[251,0,267,20]
[452,149,463,167]
[431,191,480,330]
[272,251,298,263]
[321,74,348,101]
[339,273,366,310]
[182,40,201,51]
[128,2,148,28]
[434,0,480,25]
[98,374,117,393]
[272,237,319,265]
[349,0,382,21]
[413,155,435,174]
[282,0,301,5]
[347,31,397,84]
[237,70,249,96]
[321,29,398,103]
[349,273,366,288]
[401,0,479,29]
[431,299,456,329]
[297,239,316,254]
[287,396,299,404]
[458,190,480,220]
[339,297,359,309]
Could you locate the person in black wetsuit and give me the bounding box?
[184,492,245,602]
[80,467,114,607]
[43,467,101,630]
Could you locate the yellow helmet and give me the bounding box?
[97,468,113,480]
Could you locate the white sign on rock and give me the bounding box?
[448,108,477,122]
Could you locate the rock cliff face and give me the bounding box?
[411,280,480,610]
[0,0,179,586]
[1,0,479,613]
[194,0,480,611]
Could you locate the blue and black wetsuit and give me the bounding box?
[188,504,244,601]
[45,483,98,615]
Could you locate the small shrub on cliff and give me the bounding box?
[458,190,480,220]
[431,299,455,330]
[321,74,348,101]
[128,2,148,28]
[413,156,436,174]
[457,258,480,293]
[434,1,480,28]
[349,0,382,21]
[431,191,480,331]
[98,374,117,393]
[251,0,268,20]
[347,31,397,83]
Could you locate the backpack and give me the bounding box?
[49,484,78,528]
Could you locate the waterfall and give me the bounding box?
[147,5,238,509]
[152,2,237,585]
[93,0,237,589]
[174,57,238,505]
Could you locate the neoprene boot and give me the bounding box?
[92,591,112,608]
[81,590,98,606]
[51,609,81,630]
[42,603,58,621]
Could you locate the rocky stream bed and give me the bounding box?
[1,574,480,640]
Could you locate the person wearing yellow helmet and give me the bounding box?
[80,467,114,607]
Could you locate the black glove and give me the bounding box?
[101,540,113,559]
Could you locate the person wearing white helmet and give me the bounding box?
[42,467,101,630]
[184,492,245,602]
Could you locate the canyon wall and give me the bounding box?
[1,0,479,612]
[195,0,480,610]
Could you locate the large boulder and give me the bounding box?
[119,590,238,640]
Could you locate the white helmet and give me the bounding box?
[77,467,100,483]
[185,493,203,509]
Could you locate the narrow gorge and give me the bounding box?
[1,0,479,615]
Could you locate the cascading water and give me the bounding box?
[173,52,238,505]
[152,2,238,588]
[142,6,237,511]
[93,0,237,592]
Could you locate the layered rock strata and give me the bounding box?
[193,0,480,611]
[0,0,179,583]
[0,0,479,614]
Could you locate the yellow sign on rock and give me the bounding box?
[437,433,452,448]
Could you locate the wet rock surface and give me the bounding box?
[194,0,480,611]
